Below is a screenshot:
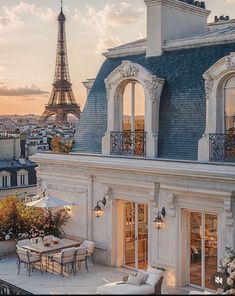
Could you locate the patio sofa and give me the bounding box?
[97,267,164,295]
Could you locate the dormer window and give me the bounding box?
[199,53,235,162]
[17,170,28,186]
[224,76,235,133]
[0,171,10,188]
[102,61,164,158]
[110,81,146,156]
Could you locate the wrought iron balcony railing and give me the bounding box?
[110,131,146,157]
[209,133,235,162]
[0,279,33,295]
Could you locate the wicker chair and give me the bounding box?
[17,247,42,277]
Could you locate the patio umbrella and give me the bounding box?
[26,193,72,209]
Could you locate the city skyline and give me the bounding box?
[0,0,235,115]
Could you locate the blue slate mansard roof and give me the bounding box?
[73,41,235,161]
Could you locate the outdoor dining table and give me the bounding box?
[22,238,83,272]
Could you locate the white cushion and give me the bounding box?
[145,268,163,287]
[126,275,142,286]
[136,271,149,284]
[97,283,155,295]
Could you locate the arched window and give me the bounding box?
[103,60,165,158]
[123,81,145,132]
[224,76,235,133]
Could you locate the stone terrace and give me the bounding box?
[0,255,212,295]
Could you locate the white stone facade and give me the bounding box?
[32,152,235,288]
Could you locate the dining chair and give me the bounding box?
[74,247,88,275]
[50,247,76,277]
[79,240,95,265]
[31,237,43,244]
[16,239,32,265]
[43,235,55,241]
[17,247,42,276]
[17,239,32,247]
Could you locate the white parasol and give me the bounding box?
[26,192,72,209]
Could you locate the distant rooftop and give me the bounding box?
[178,0,206,9]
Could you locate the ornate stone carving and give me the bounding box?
[226,55,235,70]
[105,79,112,101]
[144,78,160,102]
[205,76,214,101]
[119,61,139,78]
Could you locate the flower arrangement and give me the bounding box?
[219,247,235,295]
[0,196,70,242]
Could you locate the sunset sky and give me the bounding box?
[0,0,235,115]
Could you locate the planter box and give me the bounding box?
[0,241,16,256]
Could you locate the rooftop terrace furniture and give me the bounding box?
[50,247,76,277]
[97,268,164,295]
[79,240,95,265]
[74,247,88,275]
[31,237,43,245]
[17,239,32,248]
[17,247,42,277]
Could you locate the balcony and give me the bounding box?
[110,131,146,157]
[209,133,235,162]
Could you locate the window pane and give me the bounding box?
[205,214,218,290]
[225,76,235,88]
[138,204,148,270]
[125,202,136,268]
[225,76,235,132]
[123,82,145,132]
[190,212,202,287]
[123,84,131,131]
[135,84,145,132]
[225,88,235,131]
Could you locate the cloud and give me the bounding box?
[96,37,123,53]
[74,2,144,34]
[0,84,49,96]
[0,1,56,30]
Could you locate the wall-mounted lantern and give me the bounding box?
[93,197,107,218]
[153,207,166,230]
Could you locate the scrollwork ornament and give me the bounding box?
[226,55,235,70]
[105,79,112,101]
[119,61,139,78]
[144,78,159,102]
[205,76,214,101]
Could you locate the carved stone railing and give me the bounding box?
[209,133,235,162]
[110,131,146,157]
[0,279,33,295]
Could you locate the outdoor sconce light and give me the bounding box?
[93,197,107,218]
[153,207,166,230]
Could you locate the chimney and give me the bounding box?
[145,0,211,57]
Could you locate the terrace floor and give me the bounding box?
[0,255,214,295]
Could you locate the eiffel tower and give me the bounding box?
[39,1,81,125]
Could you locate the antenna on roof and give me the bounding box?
[61,0,63,11]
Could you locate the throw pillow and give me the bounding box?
[126,274,143,286]
[192,246,199,254]
[145,268,163,287]
[136,271,149,284]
